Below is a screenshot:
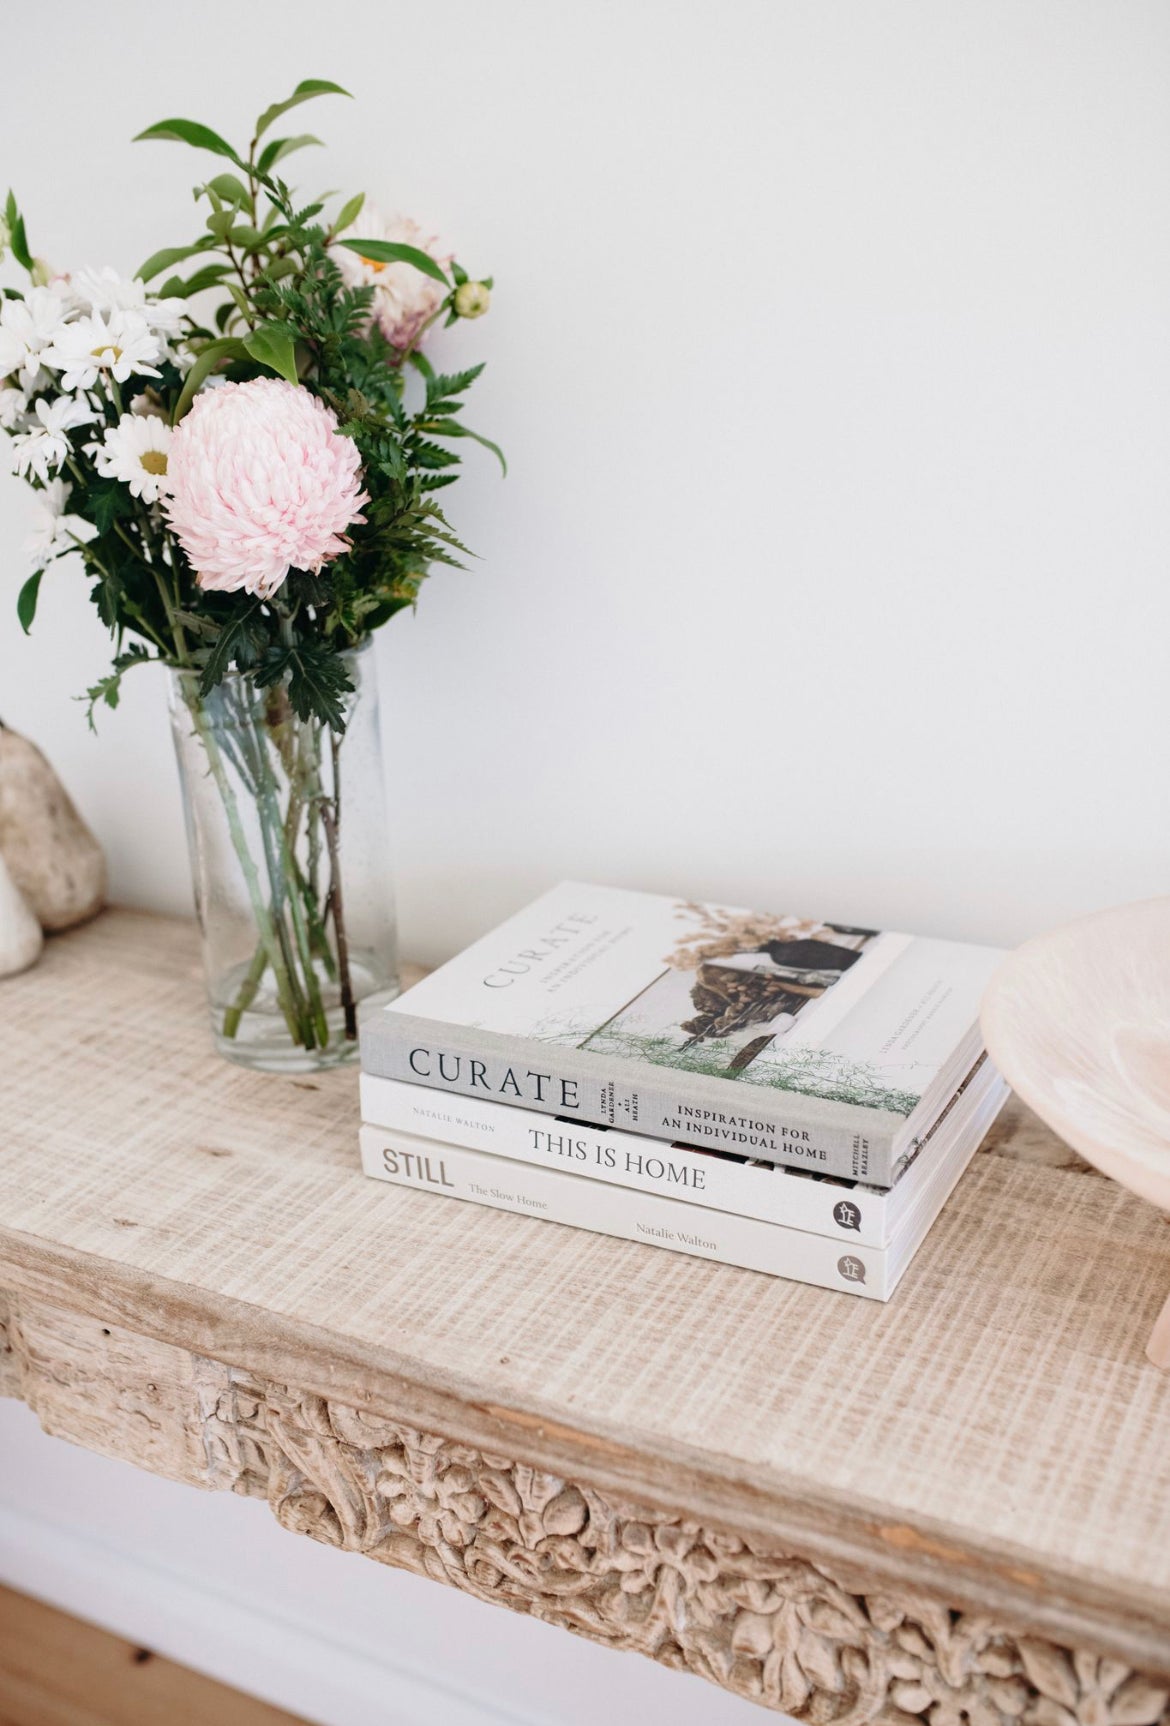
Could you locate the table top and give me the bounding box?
[3,909,1169,1660]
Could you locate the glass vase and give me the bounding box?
[167,642,399,1072]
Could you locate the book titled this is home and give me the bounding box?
[359,1055,1006,1247]
[360,882,1004,1186]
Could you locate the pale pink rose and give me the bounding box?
[333,207,452,351]
[164,379,367,600]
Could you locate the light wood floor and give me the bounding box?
[0,1586,310,1726]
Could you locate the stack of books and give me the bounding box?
[358,882,1008,1301]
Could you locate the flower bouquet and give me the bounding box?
[0,79,500,1071]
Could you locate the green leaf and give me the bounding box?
[157,262,232,299]
[83,671,124,728]
[411,438,460,470]
[200,603,260,695]
[136,241,212,283]
[286,647,353,732]
[430,419,507,475]
[205,172,251,206]
[253,640,353,731]
[254,80,350,142]
[225,282,252,320]
[244,323,299,384]
[5,190,33,273]
[426,363,485,409]
[173,337,249,421]
[85,478,137,534]
[373,443,407,483]
[332,191,365,234]
[133,118,246,168]
[257,256,297,283]
[173,610,218,640]
[337,237,449,285]
[83,646,152,731]
[17,568,43,634]
[256,134,323,175]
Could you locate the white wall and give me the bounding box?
[1,4,1166,1718]
[2,2,1168,963]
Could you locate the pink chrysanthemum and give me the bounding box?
[164,378,368,599]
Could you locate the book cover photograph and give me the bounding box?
[363,881,1004,1180]
[578,912,905,1111]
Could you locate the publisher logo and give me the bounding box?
[837,1254,866,1284]
[832,1200,861,1233]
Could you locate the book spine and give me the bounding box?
[360,1012,903,1185]
[359,1073,893,1244]
[358,1125,891,1299]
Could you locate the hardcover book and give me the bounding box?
[360,881,1005,1186]
[358,1058,1007,1300]
[359,1057,1007,1247]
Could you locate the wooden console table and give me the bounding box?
[3,910,1170,1721]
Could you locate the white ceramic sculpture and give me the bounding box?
[982,899,1170,1366]
[0,721,106,935]
[0,848,44,976]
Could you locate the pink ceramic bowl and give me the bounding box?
[981,898,1170,1364]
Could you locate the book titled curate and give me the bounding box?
[360,881,1005,1187]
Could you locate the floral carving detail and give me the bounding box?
[9,1298,1161,1723]
[1018,1645,1169,1726]
[206,1377,1170,1724]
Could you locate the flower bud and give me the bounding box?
[0,216,10,263]
[453,280,491,320]
[29,258,53,287]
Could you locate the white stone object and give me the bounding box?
[0,848,44,976]
[0,721,106,931]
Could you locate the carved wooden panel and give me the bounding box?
[0,1291,16,1399]
[5,1292,1168,1723]
[9,1295,233,1487]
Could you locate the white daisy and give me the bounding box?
[71,266,184,338]
[0,386,28,430]
[0,287,73,388]
[41,309,162,393]
[92,410,173,503]
[23,477,98,565]
[71,266,147,314]
[7,394,94,483]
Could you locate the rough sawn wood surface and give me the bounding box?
[2,910,1169,1719]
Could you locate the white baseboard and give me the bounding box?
[0,1499,532,1726]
